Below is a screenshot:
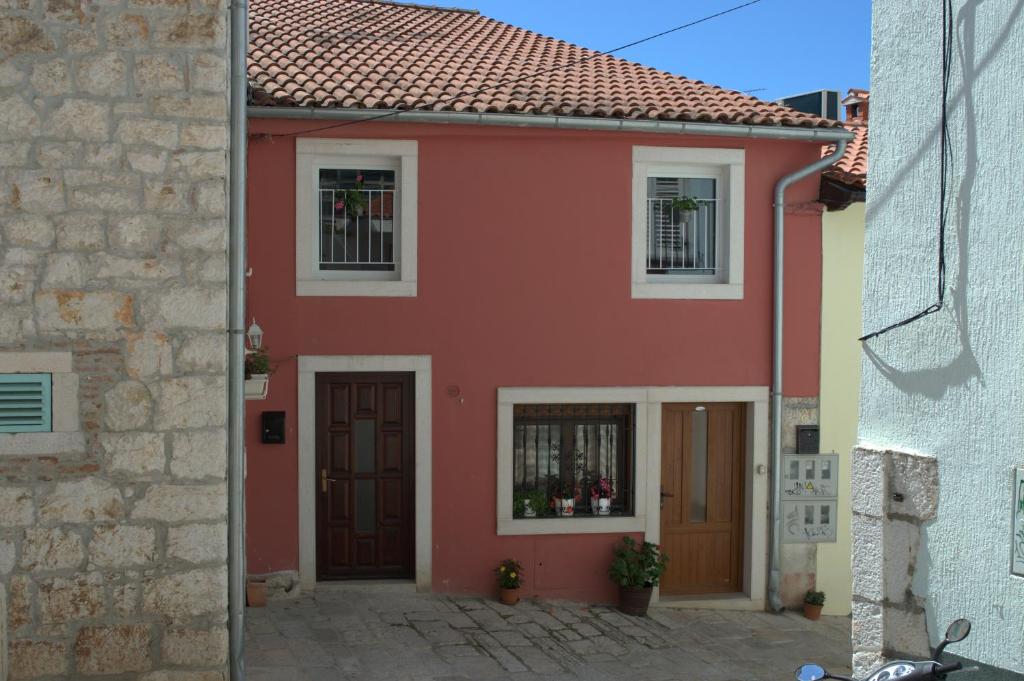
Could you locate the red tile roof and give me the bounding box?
[823,120,867,189]
[248,0,842,129]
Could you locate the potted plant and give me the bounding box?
[553,480,581,517]
[804,590,825,620]
[495,558,522,605]
[334,173,368,217]
[608,536,668,617]
[590,477,615,516]
[244,347,271,400]
[513,489,549,519]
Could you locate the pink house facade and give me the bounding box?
[242,0,850,608]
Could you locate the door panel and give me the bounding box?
[660,403,745,595]
[316,372,414,580]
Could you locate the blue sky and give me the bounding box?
[438,0,871,106]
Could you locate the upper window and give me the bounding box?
[632,146,745,300]
[296,139,418,297]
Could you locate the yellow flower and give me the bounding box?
[499,566,505,572]
[509,572,516,579]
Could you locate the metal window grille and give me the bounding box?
[512,404,633,516]
[647,197,717,274]
[318,170,397,271]
[0,373,52,433]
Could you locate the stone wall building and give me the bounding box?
[0,0,231,677]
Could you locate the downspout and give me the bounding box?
[767,139,848,613]
[228,0,248,676]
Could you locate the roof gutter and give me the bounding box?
[766,138,848,613]
[247,106,855,142]
[228,0,248,678]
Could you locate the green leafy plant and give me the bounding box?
[245,347,270,378]
[608,536,668,588]
[670,196,700,213]
[513,489,551,518]
[805,589,826,606]
[495,558,522,589]
[333,172,368,216]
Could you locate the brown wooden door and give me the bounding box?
[660,403,745,595]
[315,372,414,579]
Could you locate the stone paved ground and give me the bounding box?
[245,585,852,681]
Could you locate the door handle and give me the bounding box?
[660,487,674,509]
[321,468,328,493]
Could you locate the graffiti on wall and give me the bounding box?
[1013,467,1024,577]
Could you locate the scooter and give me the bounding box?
[795,619,973,681]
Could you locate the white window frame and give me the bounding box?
[0,352,83,457]
[295,138,418,297]
[632,146,745,300]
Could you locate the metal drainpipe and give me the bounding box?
[767,139,848,613]
[228,0,248,676]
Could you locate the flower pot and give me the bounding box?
[499,587,520,605]
[244,374,269,400]
[590,499,599,515]
[618,585,653,617]
[557,498,575,517]
[598,498,612,515]
[803,602,823,620]
[246,580,267,608]
[522,500,537,518]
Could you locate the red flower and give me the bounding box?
[335,200,345,211]
[356,174,364,183]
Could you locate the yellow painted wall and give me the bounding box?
[816,201,864,616]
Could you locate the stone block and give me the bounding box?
[35,290,134,332]
[134,54,183,93]
[141,672,226,681]
[170,150,225,179]
[131,483,226,522]
[8,640,67,679]
[154,376,226,430]
[141,566,227,620]
[0,14,55,56]
[0,265,35,304]
[69,186,139,212]
[36,141,80,167]
[852,651,884,679]
[30,59,70,95]
[38,572,105,624]
[0,536,15,574]
[39,477,125,523]
[176,333,227,373]
[3,214,54,248]
[143,287,225,330]
[1,487,46,528]
[0,94,40,140]
[20,527,85,571]
[153,14,225,48]
[189,53,227,92]
[75,624,152,674]
[161,626,228,666]
[883,519,920,603]
[852,447,886,518]
[109,214,161,252]
[851,599,883,649]
[128,150,169,175]
[883,606,930,658]
[55,212,106,250]
[170,429,226,479]
[166,218,226,251]
[46,98,109,142]
[153,95,227,121]
[851,514,883,601]
[103,380,153,431]
[41,253,88,288]
[125,331,173,379]
[9,575,33,629]
[11,171,65,213]
[181,124,227,149]
[83,142,122,168]
[116,117,178,149]
[90,525,156,567]
[167,523,226,564]
[0,141,31,166]
[75,51,126,96]
[104,14,149,48]
[193,179,226,215]
[112,581,139,616]
[888,450,938,521]
[96,254,181,282]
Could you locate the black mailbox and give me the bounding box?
[261,411,286,444]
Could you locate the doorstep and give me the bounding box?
[655,592,765,611]
[312,579,417,594]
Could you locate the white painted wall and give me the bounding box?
[859,1,1024,672]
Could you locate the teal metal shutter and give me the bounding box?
[0,374,52,433]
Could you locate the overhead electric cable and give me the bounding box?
[859,0,953,342]
[260,0,765,139]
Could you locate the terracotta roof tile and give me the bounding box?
[823,119,867,189]
[249,0,841,128]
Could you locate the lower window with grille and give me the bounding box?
[511,403,634,519]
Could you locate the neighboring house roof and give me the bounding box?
[248,0,841,129]
[823,121,867,189]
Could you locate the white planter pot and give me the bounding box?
[598,498,612,516]
[244,374,269,400]
[522,499,537,518]
[558,498,575,517]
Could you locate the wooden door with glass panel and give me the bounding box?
[660,403,745,595]
[315,372,414,579]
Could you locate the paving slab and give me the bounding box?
[245,586,852,681]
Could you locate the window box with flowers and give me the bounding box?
[244,347,270,400]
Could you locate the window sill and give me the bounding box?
[296,279,417,297]
[0,431,86,457]
[497,515,645,536]
[631,281,743,300]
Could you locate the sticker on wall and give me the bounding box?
[782,454,839,499]
[1013,467,1024,577]
[782,500,838,543]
